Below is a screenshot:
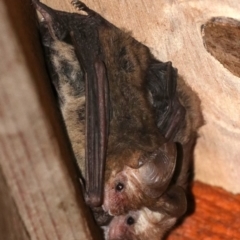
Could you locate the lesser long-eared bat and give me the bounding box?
[104,72,203,239]
[105,131,201,240]
[32,0,203,237]
[104,185,187,240]
[33,0,185,212]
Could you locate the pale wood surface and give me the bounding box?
[0,0,102,239]
[41,0,240,193]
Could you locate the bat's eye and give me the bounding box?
[115,182,124,192]
[126,216,135,225]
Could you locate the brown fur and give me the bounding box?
[46,34,176,216]
[99,27,166,177]
[35,1,203,237]
[105,77,203,239]
[94,26,178,215]
[105,208,176,240]
[49,40,86,177]
[173,76,203,188]
[174,76,203,144]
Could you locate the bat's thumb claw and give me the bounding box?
[71,0,88,11]
[78,179,102,207]
[85,193,102,208]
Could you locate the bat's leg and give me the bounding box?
[71,0,97,15]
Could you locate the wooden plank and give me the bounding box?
[0,0,102,239]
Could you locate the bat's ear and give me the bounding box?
[32,0,68,41]
[138,142,177,198]
[150,185,187,217]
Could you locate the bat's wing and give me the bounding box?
[33,0,109,207]
[69,4,110,208]
[147,61,186,141]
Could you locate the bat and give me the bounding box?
[105,77,203,239]
[33,0,193,220]
[34,29,193,234]
[105,186,187,240]
[33,0,203,237]
[35,17,113,225]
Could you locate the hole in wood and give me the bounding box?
[201,17,240,78]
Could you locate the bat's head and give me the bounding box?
[104,208,176,240]
[104,186,186,240]
[103,141,177,216]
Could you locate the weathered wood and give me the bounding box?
[0,0,102,239]
[40,0,240,193]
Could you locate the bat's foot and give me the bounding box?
[71,0,99,16]
[71,0,91,13]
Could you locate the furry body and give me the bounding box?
[33,0,202,238]
[105,77,203,239]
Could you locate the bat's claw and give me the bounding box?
[85,193,102,207]
[71,0,90,12]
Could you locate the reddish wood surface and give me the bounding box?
[168,181,240,240]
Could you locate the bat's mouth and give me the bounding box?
[102,192,126,216]
[102,204,117,217]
